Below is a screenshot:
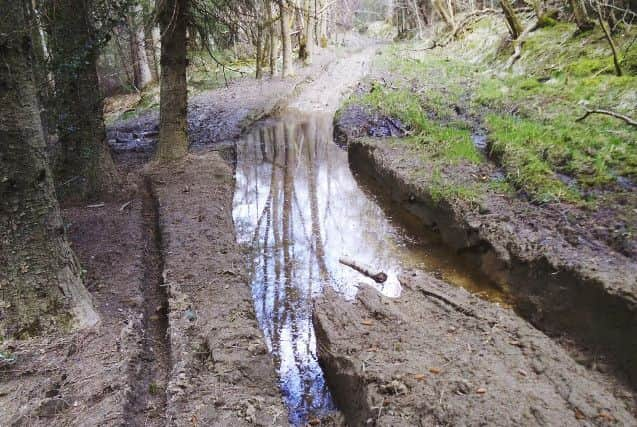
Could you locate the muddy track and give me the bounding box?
[126,178,171,425]
[314,275,637,426]
[342,134,637,391]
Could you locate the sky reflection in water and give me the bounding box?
[232,112,504,425]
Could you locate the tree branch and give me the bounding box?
[576,108,637,129]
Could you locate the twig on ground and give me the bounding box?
[576,108,637,129]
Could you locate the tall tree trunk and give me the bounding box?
[279,0,294,77]
[129,5,153,90]
[595,3,622,76]
[156,0,189,161]
[46,0,118,200]
[150,26,161,80]
[0,0,99,339]
[569,0,594,31]
[267,1,277,76]
[302,0,314,64]
[499,0,524,39]
[26,0,53,139]
[256,22,264,79]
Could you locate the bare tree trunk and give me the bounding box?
[150,26,161,79]
[256,22,264,78]
[156,0,189,161]
[268,2,278,76]
[129,5,153,89]
[279,0,294,77]
[433,0,457,32]
[411,0,425,37]
[499,0,524,39]
[45,0,118,200]
[319,0,328,46]
[303,0,314,64]
[0,0,99,339]
[569,0,594,31]
[595,3,622,76]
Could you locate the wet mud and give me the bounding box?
[314,273,636,425]
[233,113,513,424]
[336,108,637,392]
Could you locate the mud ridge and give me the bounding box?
[346,137,637,390]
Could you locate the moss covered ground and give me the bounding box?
[347,17,637,205]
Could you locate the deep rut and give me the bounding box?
[128,178,171,426]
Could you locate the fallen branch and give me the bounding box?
[415,285,477,318]
[576,108,637,128]
[339,257,387,283]
[504,22,539,69]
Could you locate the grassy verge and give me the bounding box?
[350,17,637,205]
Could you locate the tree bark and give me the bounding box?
[156,0,189,161]
[0,0,99,338]
[499,0,524,39]
[279,0,294,77]
[26,0,53,138]
[129,4,153,89]
[45,0,118,200]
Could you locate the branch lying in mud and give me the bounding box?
[339,257,388,283]
[576,108,637,129]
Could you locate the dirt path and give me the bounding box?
[0,41,377,426]
[143,43,380,426]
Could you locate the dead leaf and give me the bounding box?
[597,411,614,421]
[414,374,426,381]
[308,418,321,425]
[429,367,441,374]
[574,408,586,420]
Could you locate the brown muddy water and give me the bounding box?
[232,112,508,425]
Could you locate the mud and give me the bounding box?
[314,272,636,425]
[147,153,289,425]
[0,201,150,426]
[336,107,637,390]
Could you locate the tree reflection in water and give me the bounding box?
[233,112,408,424]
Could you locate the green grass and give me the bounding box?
[354,18,637,205]
[352,85,483,168]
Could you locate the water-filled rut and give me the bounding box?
[232,112,507,424]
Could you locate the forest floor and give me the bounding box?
[3,18,637,427]
[0,38,373,426]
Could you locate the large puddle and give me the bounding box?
[232,112,507,424]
